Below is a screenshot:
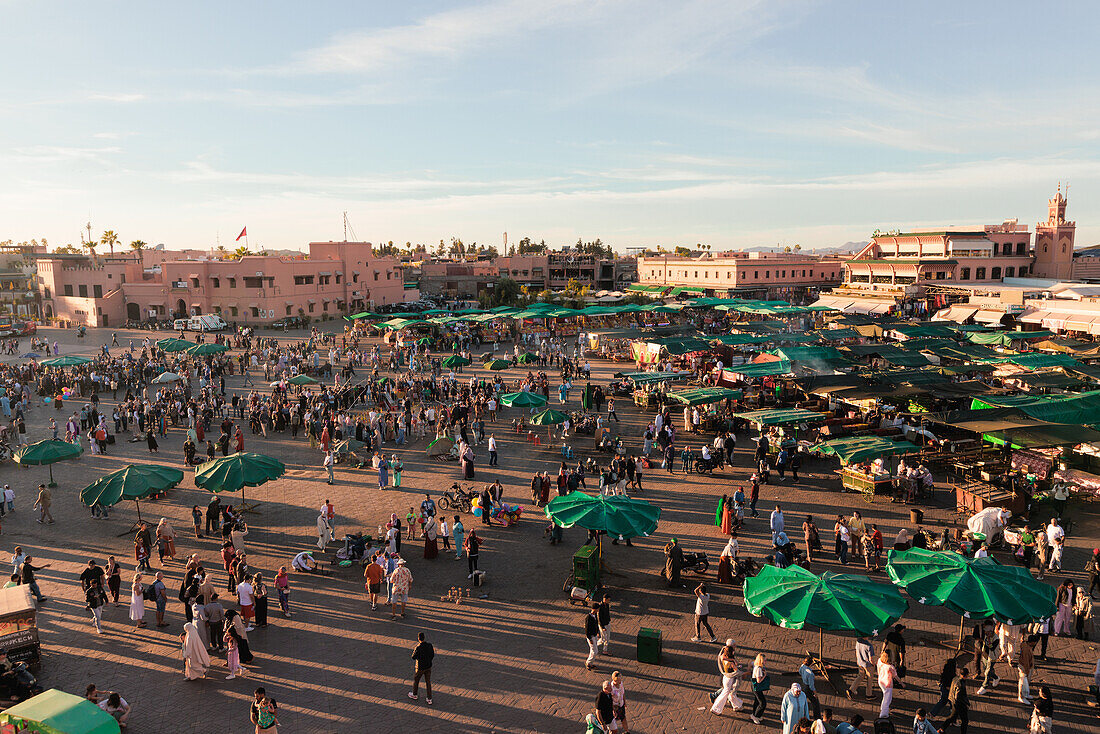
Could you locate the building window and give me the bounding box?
[809,270,814,277]
[960,268,971,280]
[935,272,945,280]
[739,272,745,280]
[228,278,236,288]
[765,271,770,278]
[991,267,1002,280]
[727,271,732,279]
[1043,245,1048,252]
[230,307,238,317]
[1019,266,1028,276]
[975,267,986,280]
[212,306,221,314]
[308,303,315,313]
[211,278,220,288]
[43,287,50,298]
[374,272,379,281]
[335,274,342,284]
[1005,267,1015,277]
[93,285,102,298]
[251,307,260,318]
[352,273,359,283]
[703,271,708,279]
[754,271,758,280]
[78,285,88,297]
[294,275,315,285]
[1017,242,1026,255]
[285,305,292,315]
[244,277,263,288]
[1063,244,1067,253]
[322,301,329,312]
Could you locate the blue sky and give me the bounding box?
[2,1,1099,252]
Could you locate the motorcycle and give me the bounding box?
[681,550,710,574]
[0,659,42,702]
[438,482,476,513]
[732,556,759,585]
[694,454,721,475]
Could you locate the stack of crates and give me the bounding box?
[572,544,599,594]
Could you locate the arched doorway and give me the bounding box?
[43,304,52,318]
[176,299,187,318]
[126,302,141,321]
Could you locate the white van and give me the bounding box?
[173,313,229,332]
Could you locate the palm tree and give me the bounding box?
[231,246,251,260]
[100,230,120,255]
[129,239,147,264]
[216,245,228,260]
[83,240,97,259]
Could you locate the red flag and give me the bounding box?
[236,227,247,241]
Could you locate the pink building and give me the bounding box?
[637,251,844,300]
[38,241,417,327]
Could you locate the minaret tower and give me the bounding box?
[1031,185,1075,280]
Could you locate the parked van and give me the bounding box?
[172,313,228,332]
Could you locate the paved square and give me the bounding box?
[2,326,1097,733]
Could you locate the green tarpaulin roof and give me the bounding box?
[724,360,793,378]
[613,371,687,384]
[811,436,922,466]
[634,336,713,355]
[971,390,1100,426]
[666,387,743,406]
[983,423,1100,448]
[738,408,827,426]
[769,346,853,370]
[710,334,775,346]
[979,352,1081,370]
[816,327,862,341]
[627,284,667,293]
[0,689,122,734]
[670,286,705,296]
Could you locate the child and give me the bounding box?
[192,506,203,538]
[405,508,417,540]
[224,628,244,680]
[3,484,12,513]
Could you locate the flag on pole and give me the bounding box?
[236,227,247,241]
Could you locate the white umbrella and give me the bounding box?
[151,372,183,383]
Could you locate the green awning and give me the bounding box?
[613,371,688,385]
[670,286,705,296]
[0,689,123,734]
[816,328,862,341]
[971,390,1100,426]
[665,387,743,406]
[982,423,1100,448]
[710,334,775,346]
[979,352,1081,370]
[724,360,792,378]
[627,284,667,293]
[737,408,827,426]
[810,436,922,466]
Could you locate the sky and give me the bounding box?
[2,0,1100,253]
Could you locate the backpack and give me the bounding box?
[143,585,156,602]
[873,718,897,734]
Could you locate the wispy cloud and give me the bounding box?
[85,92,146,103]
[292,0,591,75]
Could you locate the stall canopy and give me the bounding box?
[0,689,122,734]
[723,360,792,379]
[626,284,668,294]
[815,327,862,341]
[613,371,687,385]
[971,390,1100,426]
[768,346,853,372]
[738,408,827,426]
[931,305,979,323]
[980,352,1081,370]
[811,436,922,465]
[710,334,775,346]
[665,387,743,406]
[982,422,1100,448]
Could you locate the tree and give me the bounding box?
[783,245,792,253]
[674,246,691,256]
[216,245,228,259]
[100,230,120,255]
[482,245,500,259]
[517,237,547,255]
[129,240,147,264]
[793,244,802,252]
[231,246,251,260]
[54,244,82,254]
[83,240,98,258]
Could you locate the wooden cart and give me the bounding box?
[0,586,40,669]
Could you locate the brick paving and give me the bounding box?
[1,326,1097,733]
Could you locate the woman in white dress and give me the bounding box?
[129,572,146,628]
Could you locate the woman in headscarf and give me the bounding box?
[225,609,254,664]
[423,514,439,559]
[180,621,211,680]
[156,518,177,563]
[780,682,809,734]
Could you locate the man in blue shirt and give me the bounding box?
[835,714,864,733]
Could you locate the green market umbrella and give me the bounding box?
[288,374,319,385]
[156,338,193,353]
[151,371,183,383]
[441,355,471,368]
[517,352,539,364]
[80,464,185,525]
[195,452,286,513]
[887,547,1056,625]
[41,355,92,367]
[0,688,123,734]
[333,438,367,455]
[499,391,547,408]
[13,439,83,487]
[744,564,908,677]
[545,491,661,539]
[186,342,230,356]
[483,359,511,371]
[530,408,568,426]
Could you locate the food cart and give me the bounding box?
[810,436,922,500]
[0,689,121,734]
[0,586,39,669]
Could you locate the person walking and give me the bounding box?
[1017,634,1035,703]
[610,670,629,734]
[770,505,784,545]
[597,595,612,655]
[929,656,957,717]
[274,566,291,617]
[584,604,601,671]
[180,622,210,680]
[940,667,970,734]
[876,651,898,720]
[20,556,49,603]
[780,682,810,734]
[692,583,717,642]
[750,653,769,725]
[323,451,335,485]
[975,621,1000,695]
[852,635,875,700]
[798,655,821,719]
[407,632,435,705]
[152,571,169,627]
[251,687,279,733]
[452,516,465,559]
[710,639,743,716]
[488,434,498,466]
[34,484,53,525]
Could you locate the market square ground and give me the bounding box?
[0,326,1097,733]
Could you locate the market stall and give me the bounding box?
[0,586,38,669]
[0,689,122,734]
